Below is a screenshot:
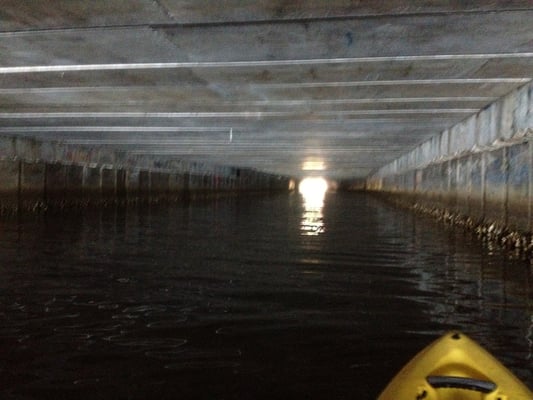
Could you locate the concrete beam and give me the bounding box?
[1,4,532,180]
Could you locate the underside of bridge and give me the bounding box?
[0,2,532,231]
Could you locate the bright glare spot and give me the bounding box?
[299,177,328,199]
[299,178,328,235]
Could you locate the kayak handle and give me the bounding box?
[426,376,497,393]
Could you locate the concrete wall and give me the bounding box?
[0,137,291,213]
[366,81,533,232]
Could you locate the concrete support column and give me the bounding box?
[0,159,20,212]
[125,170,139,200]
[139,170,151,198]
[151,171,170,198]
[66,164,84,203]
[101,167,117,200]
[448,159,458,212]
[83,165,101,202]
[469,152,484,221]
[116,169,126,198]
[45,163,67,206]
[20,161,45,211]
[507,142,530,230]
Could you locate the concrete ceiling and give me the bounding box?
[0,1,532,180]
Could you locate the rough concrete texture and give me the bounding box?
[1,3,532,180]
[45,163,67,203]
[0,133,290,213]
[367,82,533,236]
[116,169,127,198]
[508,142,530,229]
[66,164,85,202]
[0,159,20,211]
[20,161,45,211]
[150,172,170,196]
[101,168,117,199]
[83,166,102,202]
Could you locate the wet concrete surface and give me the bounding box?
[0,192,531,399]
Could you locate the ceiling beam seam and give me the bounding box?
[0,109,476,118]
[0,126,231,132]
[1,54,533,74]
[2,7,532,34]
[150,7,533,28]
[256,78,531,89]
[0,88,499,103]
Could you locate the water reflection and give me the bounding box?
[1,194,532,399]
[299,178,328,235]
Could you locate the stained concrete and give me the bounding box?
[367,82,533,234]
[0,132,288,213]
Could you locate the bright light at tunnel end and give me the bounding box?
[298,177,329,197]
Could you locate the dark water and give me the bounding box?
[0,192,531,399]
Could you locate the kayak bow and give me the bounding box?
[377,331,533,400]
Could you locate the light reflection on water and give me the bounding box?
[0,192,531,400]
[299,177,327,235]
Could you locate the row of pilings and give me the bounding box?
[0,136,291,215]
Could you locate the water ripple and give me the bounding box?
[0,193,531,398]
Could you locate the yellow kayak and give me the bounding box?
[377,331,533,400]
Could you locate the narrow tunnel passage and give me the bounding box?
[0,2,532,399]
